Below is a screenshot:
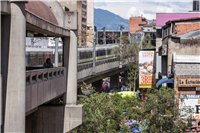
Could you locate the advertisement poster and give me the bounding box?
[139,51,156,88]
[179,94,199,119]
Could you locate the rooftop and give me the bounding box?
[143,22,156,27]
[156,13,200,27]
[25,1,58,25]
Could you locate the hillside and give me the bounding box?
[94,8,129,31]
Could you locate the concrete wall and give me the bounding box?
[64,11,78,31]
[175,64,200,76]
[167,38,200,75]
[43,1,64,27]
[87,1,94,26]
[26,106,64,133]
[26,68,66,113]
[78,59,119,80]
[1,1,11,15]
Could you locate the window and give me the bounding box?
[82,25,86,30]
[156,29,162,38]
[142,19,146,21]
[82,4,86,9]
[139,24,146,26]
[82,18,86,23]
[82,11,86,16]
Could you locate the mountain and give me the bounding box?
[94,8,129,31]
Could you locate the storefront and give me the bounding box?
[172,53,200,126]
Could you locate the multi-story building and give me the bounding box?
[60,0,88,46]
[97,30,129,44]
[157,16,200,127]
[129,15,147,34]
[155,0,200,81]
[142,22,156,46]
[87,1,94,46]
[191,0,200,12]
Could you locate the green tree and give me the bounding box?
[70,92,142,133]
[142,33,155,49]
[142,87,195,133]
[111,36,140,92]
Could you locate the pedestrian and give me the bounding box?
[43,58,53,68]
[198,120,200,130]
[136,90,142,100]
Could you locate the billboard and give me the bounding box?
[139,51,156,88]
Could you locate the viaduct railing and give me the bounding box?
[78,58,118,72]
[26,67,66,113]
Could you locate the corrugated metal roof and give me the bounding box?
[174,54,200,63]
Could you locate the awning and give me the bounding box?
[156,78,174,88]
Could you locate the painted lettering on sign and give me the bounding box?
[178,77,200,87]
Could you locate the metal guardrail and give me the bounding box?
[25,67,66,113]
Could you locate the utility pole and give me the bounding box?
[55,38,59,67]
[102,27,106,45]
[102,27,108,57]
[119,25,124,46]
[92,26,97,75]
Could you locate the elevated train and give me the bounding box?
[26,44,118,67]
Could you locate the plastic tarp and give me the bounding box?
[156,78,174,88]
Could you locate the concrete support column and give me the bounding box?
[3,2,26,132]
[66,31,77,105]
[63,31,84,133]
[92,80,102,93]
[110,74,119,89]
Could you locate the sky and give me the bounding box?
[93,0,193,20]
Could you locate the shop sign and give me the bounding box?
[178,76,200,87]
[180,94,200,119]
[139,51,156,88]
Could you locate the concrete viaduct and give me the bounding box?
[1,1,131,133]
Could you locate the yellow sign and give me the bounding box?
[178,77,200,87]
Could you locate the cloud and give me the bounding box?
[94,0,193,20]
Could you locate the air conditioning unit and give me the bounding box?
[162,44,168,56]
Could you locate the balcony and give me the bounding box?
[26,67,66,113]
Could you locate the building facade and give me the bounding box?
[155,13,200,80]
[142,22,156,46]
[97,30,129,45]
[192,0,200,12]
[87,1,94,46]
[60,0,88,46]
[129,15,147,34]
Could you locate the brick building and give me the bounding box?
[129,16,147,34]
[157,17,200,127]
